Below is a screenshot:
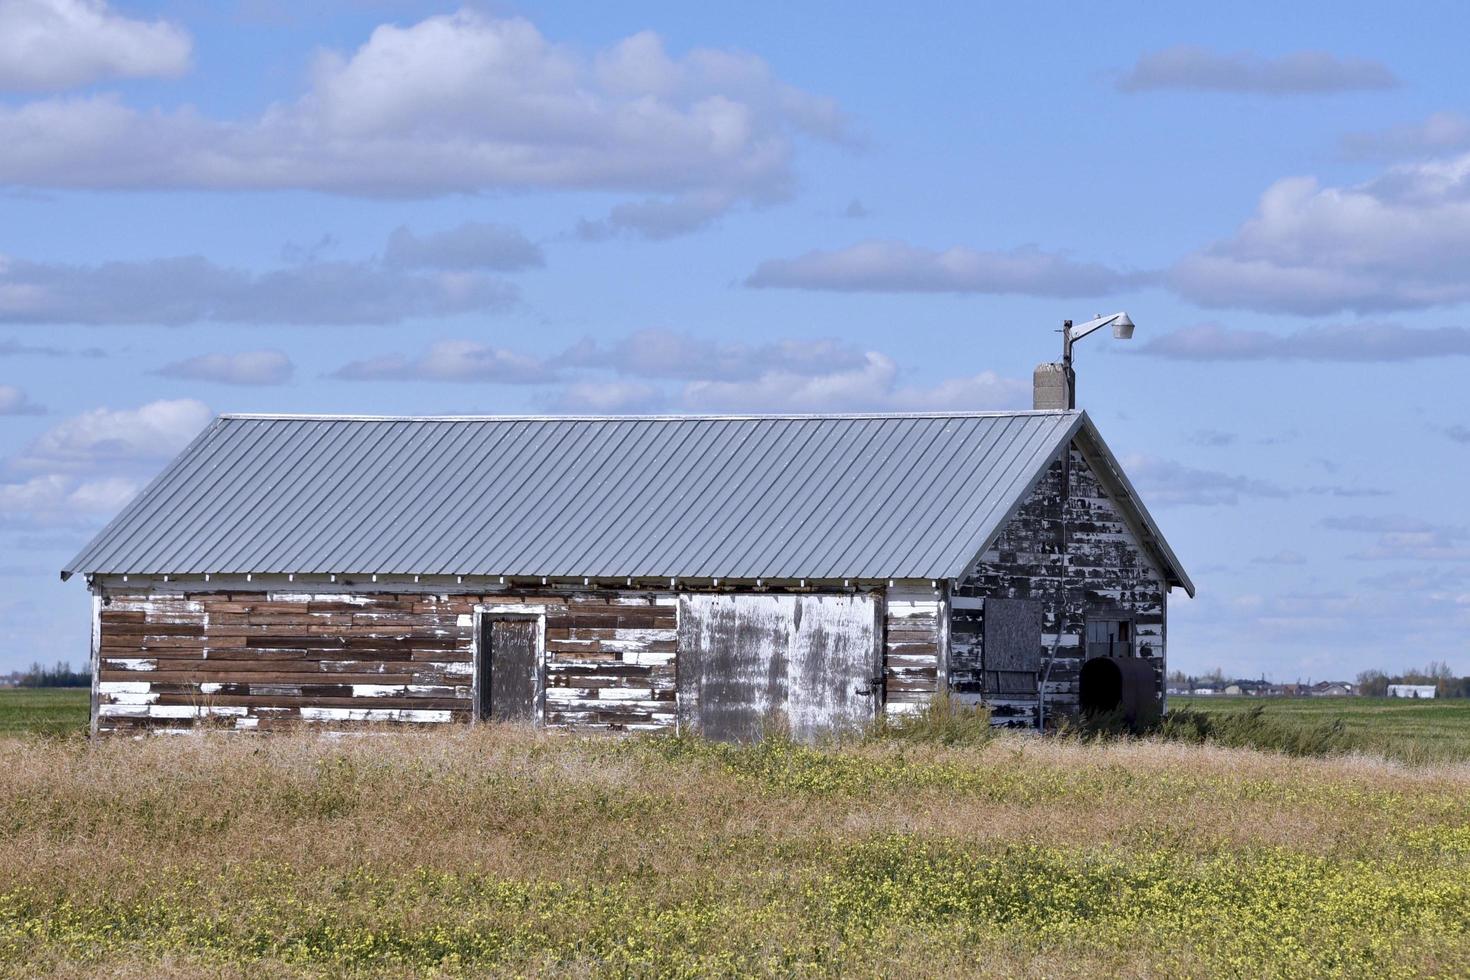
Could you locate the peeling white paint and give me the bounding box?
[97,704,149,718]
[299,707,453,723]
[424,661,474,676]
[592,687,655,701]
[545,687,596,701]
[622,650,675,666]
[99,681,151,694]
[676,593,880,742]
[269,592,373,604]
[351,684,407,698]
[103,691,160,705]
[153,705,249,718]
[98,704,247,718]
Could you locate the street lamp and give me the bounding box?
[1059,312,1135,410]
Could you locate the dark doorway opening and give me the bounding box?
[478,618,540,723]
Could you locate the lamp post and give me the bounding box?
[1059,311,1135,410]
[1034,311,1135,731]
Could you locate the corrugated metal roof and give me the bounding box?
[62,410,1188,589]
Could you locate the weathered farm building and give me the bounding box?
[63,406,1192,738]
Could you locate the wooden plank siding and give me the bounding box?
[92,581,942,735]
[951,443,1168,724]
[883,582,944,718]
[94,590,677,734]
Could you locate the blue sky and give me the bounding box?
[2,0,1468,680]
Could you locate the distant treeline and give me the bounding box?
[1356,662,1470,699]
[9,661,90,688]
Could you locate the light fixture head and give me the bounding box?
[1112,312,1135,340]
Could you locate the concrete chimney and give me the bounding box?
[1033,362,1071,410]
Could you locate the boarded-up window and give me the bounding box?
[983,598,1043,697]
[676,594,881,742]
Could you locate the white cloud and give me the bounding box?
[576,191,736,241]
[0,384,44,415]
[0,398,208,530]
[0,473,140,527]
[680,353,1027,413]
[1305,484,1392,499]
[384,222,543,271]
[328,329,1028,414]
[1321,515,1435,533]
[12,398,210,473]
[1187,428,1237,447]
[0,11,844,221]
[333,339,557,383]
[1321,514,1470,562]
[337,330,874,387]
[0,0,191,92]
[1172,154,1470,313]
[1136,322,1470,361]
[1117,46,1397,95]
[0,235,521,326]
[1342,111,1470,160]
[1352,531,1470,563]
[550,380,664,414]
[0,337,104,358]
[558,329,869,381]
[1120,454,1290,507]
[153,350,293,386]
[746,240,1140,296]
[1251,550,1307,565]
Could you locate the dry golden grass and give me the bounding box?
[1,728,1467,977]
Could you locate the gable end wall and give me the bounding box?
[951,443,1168,722]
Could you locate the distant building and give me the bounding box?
[1387,684,1437,699]
[1310,681,1354,697]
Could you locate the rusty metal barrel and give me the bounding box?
[1079,656,1162,730]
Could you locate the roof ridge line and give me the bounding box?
[217,410,1081,422]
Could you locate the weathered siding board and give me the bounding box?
[952,444,1167,725]
[883,582,943,717]
[93,588,678,734]
[541,594,677,732]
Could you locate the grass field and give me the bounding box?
[1173,695,1470,763]
[0,687,87,737]
[0,718,1468,977]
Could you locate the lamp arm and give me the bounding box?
[1066,312,1124,343]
